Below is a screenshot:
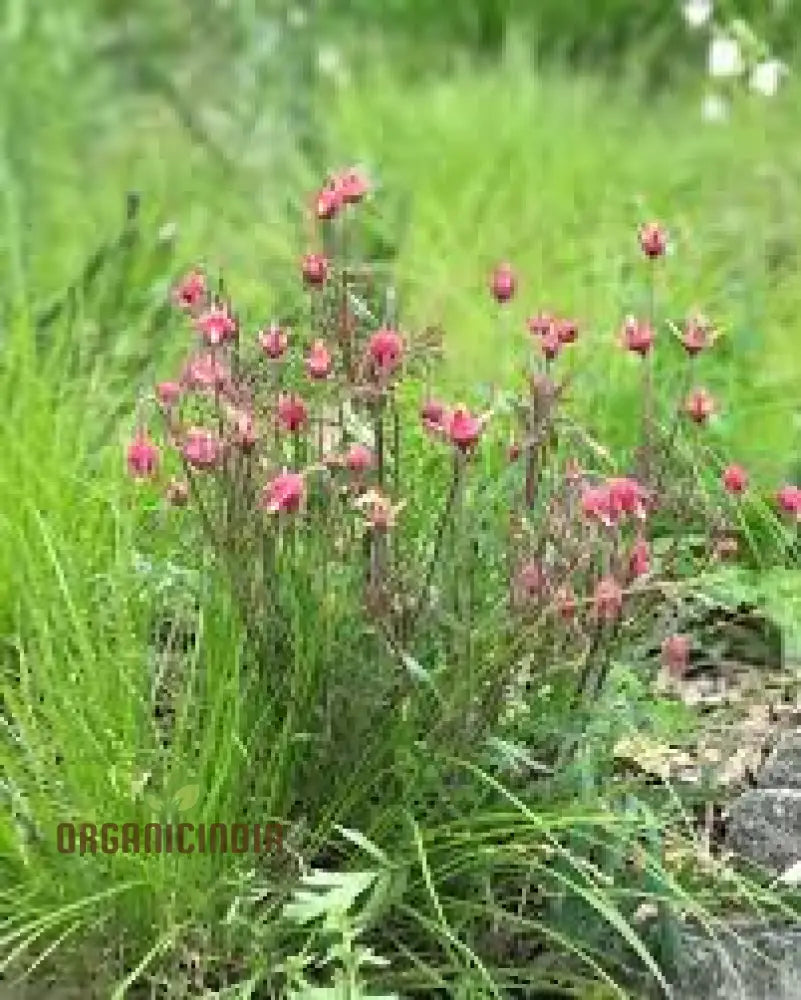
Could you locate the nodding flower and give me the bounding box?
[722,463,748,495]
[156,381,182,409]
[302,253,329,288]
[540,327,562,362]
[306,340,333,380]
[126,430,160,479]
[638,221,668,259]
[259,323,289,360]
[527,312,554,337]
[621,316,655,356]
[776,484,801,519]
[316,183,341,221]
[684,387,715,425]
[514,560,548,603]
[345,443,373,474]
[260,470,305,514]
[607,477,647,521]
[682,314,713,356]
[421,398,446,432]
[277,394,308,433]
[181,352,232,395]
[172,269,207,311]
[367,327,404,376]
[182,427,222,471]
[557,317,579,344]
[661,634,691,677]
[195,304,238,346]
[445,405,483,452]
[490,262,516,304]
[581,486,615,527]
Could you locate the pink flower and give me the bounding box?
[722,464,748,495]
[682,315,713,356]
[527,312,554,337]
[156,381,181,409]
[540,327,561,362]
[661,634,690,677]
[515,560,548,602]
[345,443,373,474]
[446,406,482,451]
[302,253,328,288]
[628,535,650,579]
[639,221,668,259]
[368,327,404,375]
[195,305,237,346]
[490,262,516,304]
[166,479,189,507]
[421,398,445,432]
[316,183,342,220]
[581,486,615,527]
[593,576,624,622]
[557,318,579,344]
[172,269,206,311]
[182,427,222,470]
[338,167,369,204]
[181,353,232,394]
[684,388,715,425]
[126,430,159,479]
[261,470,305,514]
[776,484,801,518]
[277,394,308,433]
[259,323,289,360]
[621,316,655,356]
[306,339,332,380]
[608,477,647,520]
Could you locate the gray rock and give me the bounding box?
[758,730,801,789]
[727,789,801,873]
[673,924,801,1000]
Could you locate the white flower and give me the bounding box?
[682,0,713,28]
[749,59,787,97]
[708,34,743,78]
[701,92,729,122]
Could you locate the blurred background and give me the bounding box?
[2,0,800,478]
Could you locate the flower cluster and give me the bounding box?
[127,171,800,720]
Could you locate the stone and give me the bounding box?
[727,788,801,873]
[673,923,801,1000]
[758,730,801,789]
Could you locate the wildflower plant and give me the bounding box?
[121,169,801,994]
[130,176,798,779]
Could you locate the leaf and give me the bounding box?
[334,825,390,865]
[172,784,200,812]
[282,870,379,925]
